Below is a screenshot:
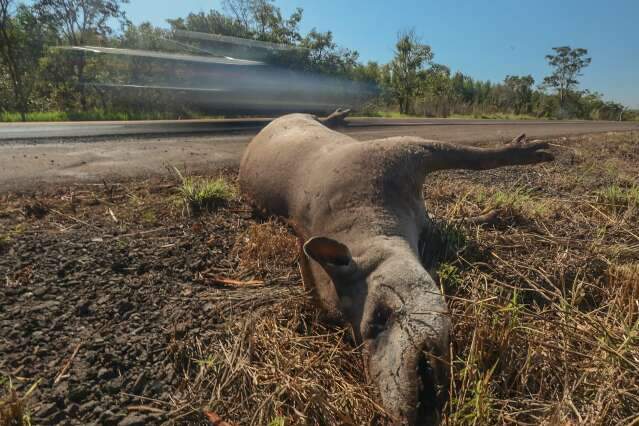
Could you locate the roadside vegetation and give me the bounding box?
[1,131,637,424]
[173,168,235,216]
[1,0,637,123]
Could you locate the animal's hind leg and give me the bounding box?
[423,134,554,172]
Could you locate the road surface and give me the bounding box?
[1,117,637,192]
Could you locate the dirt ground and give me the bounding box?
[1,131,638,425]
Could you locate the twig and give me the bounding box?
[108,208,118,224]
[50,208,101,231]
[54,342,82,384]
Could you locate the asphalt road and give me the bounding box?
[1,117,637,192]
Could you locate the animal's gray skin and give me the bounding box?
[239,113,553,425]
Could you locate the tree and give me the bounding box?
[0,1,49,120]
[504,75,535,114]
[167,10,250,38]
[168,2,358,77]
[543,46,591,108]
[221,0,302,44]
[300,29,359,75]
[390,30,433,114]
[417,63,451,116]
[35,0,129,110]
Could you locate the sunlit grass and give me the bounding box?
[173,168,235,215]
[596,184,639,213]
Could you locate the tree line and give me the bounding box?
[0,0,636,121]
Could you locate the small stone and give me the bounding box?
[98,410,124,426]
[76,301,91,316]
[103,377,124,395]
[46,411,67,424]
[33,287,47,297]
[173,322,190,338]
[117,301,134,314]
[35,402,58,418]
[64,403,80,417]
[97,367,115,380]
[68,385,89,403]
[79,400,99,414]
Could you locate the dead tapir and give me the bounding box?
[239,113,553,425]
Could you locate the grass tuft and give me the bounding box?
[173,168,235,215]
[596,184,639,213]
[0,378,39,426]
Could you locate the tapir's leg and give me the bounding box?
[419,134,554,172]
[320,108,351,128]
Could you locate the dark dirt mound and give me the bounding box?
[0,177,312,425]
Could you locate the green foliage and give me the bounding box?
[416,63,452,116]
[175,170,235,215]
[0,1,52,119]
[0,0,631,122]
[504,75,535,115]
[543,46,592,109]
[438,263,462,288]
[389,30,433,114]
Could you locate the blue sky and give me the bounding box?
[125,0,639,108]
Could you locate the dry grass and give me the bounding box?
[166,131,639,425]
[167,287,387,425]
[5,133,637,425]
[424,131,639,425]
[169,225,388,425]
[231,221,299,276]
[0,378,38,426]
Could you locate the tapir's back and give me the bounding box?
[239,113,428,241]
[239,114,355,219]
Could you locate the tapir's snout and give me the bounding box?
[361,265,451,425]
[367,323,450,425]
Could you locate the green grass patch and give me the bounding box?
[596,184,639,213]
[475,188,551,219]
[268,418,286,426]
[438,263,462,288]
[0,224,27,253]
[174,169,235,215]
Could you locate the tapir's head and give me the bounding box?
[304,235,451,425]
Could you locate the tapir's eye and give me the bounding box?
[365,304,394,340]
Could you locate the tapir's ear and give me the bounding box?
[303,236,353,270]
